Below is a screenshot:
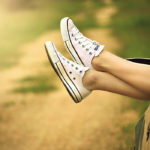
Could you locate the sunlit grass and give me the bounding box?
[121,123,136,149]
[2,101,16,108]
[111,0,150,58]
[13,74,57,93]
[0,0,104,70]
[0,8,58,69]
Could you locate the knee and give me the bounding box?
[83,69,98,90]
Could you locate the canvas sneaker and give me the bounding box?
[60,17,104,68]
[45,41,91,103]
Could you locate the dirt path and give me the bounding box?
[0,2,138,150]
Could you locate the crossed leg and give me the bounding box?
[91,51,150,95]
[83,69,150,100]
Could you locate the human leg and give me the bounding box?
[92,51,150,94]
[83,69,150,100]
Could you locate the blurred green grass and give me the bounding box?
[121,122,136,149]
[111,0,150,149]
[112,0,150,58]
[2,101,16,108]
[0,0,104,70]
[0,0,149,148]
[13,74,57,93]
[0,0,104,93]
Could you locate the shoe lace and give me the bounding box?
[72,27,99,51]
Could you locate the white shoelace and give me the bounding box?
[71,26,99,52]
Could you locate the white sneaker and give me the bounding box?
[45,41,91,103]
[60,17,104,68]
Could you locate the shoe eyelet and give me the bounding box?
[67,61,70,63]
[71,64,74,67]
[69,71,72,74]
[82,45,85,48]
[71,33,74,37]
[86,48,89,51]
[80,71,82,73]
[73,77,76,80]
[75,67,78,70]
[75,38,77,41]
[89,52,92,55]
[78,41,81,44]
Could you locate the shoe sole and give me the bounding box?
[60,17,85,66]
[45,41,82,103]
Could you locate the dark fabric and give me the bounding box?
[127,58,150,65]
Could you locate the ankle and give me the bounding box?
[92,50,106,71]
[82,69,97,90]
[92,56,102,71]
[92,50,110,71]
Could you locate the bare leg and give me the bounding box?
[82,70,150,100]
[92,51,150,95]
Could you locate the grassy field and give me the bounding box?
[1,0,150,149]
[111,0,150,148]
[0,0,104,70]
[13,74,57,93]
[0,0,104,93]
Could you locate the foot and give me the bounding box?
[60,17,104,68]
[45,41,91,103]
